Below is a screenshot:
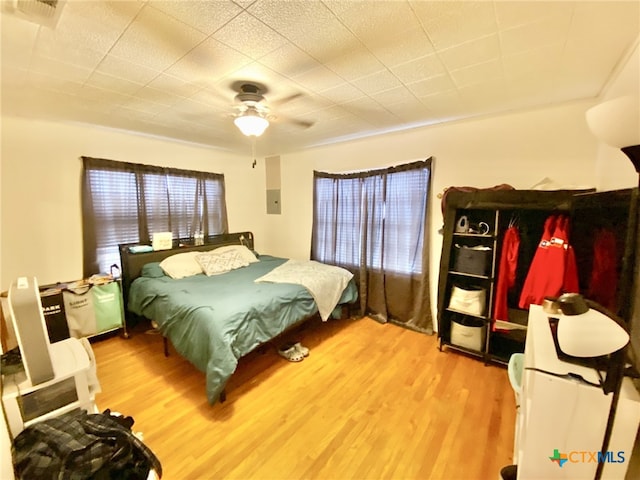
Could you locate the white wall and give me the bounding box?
[0,117,267,290]
[593,41,639,190]
[273,99,602,326]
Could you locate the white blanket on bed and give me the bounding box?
[254,260,353,321]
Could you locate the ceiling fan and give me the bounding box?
[231,81,314,137]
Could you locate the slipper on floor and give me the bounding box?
[278,344,304,362]
[293,342,309,357]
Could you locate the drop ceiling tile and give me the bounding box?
[213,12,288,60]
[450,58,504,88]
[145,73,203,99]
[406,74,456,97]
[361,27,436,68]
[76,84,132,109]
[324,48,386,81]
[29,55,94,85]
[149,0,243,35]
[420,89,469,118]
[36,0,143,56]
[187,87,233,108]
[110,106,157,125]
[249,0,352,62]
[502,45,563,82]
[118,96,169,116]
[108,5,207,72]
[291,65,345,93]
[458,79,510,111]
[499,14,572,56]
[391,54,447,85]
[416,1,498,50]
[370,86,418,109]
[506,76,555,107]
[96,54,162,86]
[568,2,640,51]
[257,43,321,79]
[165,37,253,84]
[170,97,224,120]
[326,0,424,45]
[85,70,143,95]
[495,1,574,29]
[32,35,105,72]
[383,100,430,123]
[25,70,84,97]
[134,85,184,107]
[439,34,501,71]
[318,82,365,104]
[350,69,402,95]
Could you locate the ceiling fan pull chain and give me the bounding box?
[251,137,257,169]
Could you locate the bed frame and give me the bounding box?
[118,231,254,324]
[118,231,354,403]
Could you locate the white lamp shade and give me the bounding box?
[234,113,269,137]
[557,309,629,358]
[585,95,640,148]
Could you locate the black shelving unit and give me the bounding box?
[437,188,638,366]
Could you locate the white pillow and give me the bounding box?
[196,250,249,276]
[209,245,259,264]
[159,252,203,279]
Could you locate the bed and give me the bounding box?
[119,232,358,404]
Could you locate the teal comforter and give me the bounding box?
[128,255,357,404]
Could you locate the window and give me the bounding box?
[82,157,228,275]
[311,159,433,329]
[312,160,430,275]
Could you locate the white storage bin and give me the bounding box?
[451,317,486,351]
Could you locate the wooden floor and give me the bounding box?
[91,316,516,480]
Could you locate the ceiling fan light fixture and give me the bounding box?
[234,109,269,137]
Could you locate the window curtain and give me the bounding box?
[312,158,433,333]
[82,157,228,276]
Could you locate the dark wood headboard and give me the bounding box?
[118,231,254,314]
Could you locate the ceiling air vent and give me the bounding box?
[3,0,66,28]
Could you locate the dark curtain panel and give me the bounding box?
[311,158,433,333]
[82,157,228,276]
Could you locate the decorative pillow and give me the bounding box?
[209,245,259,264]
[141,262,166,278]
[196,250,250,276]
[159,252,203,279]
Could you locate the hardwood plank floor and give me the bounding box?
[91,316,516,480]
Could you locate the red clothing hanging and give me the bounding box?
[519,214,580,309]
[493,225,520,326]
[544,214,570,297]
[588,228,618,311]
[518,214,557,309]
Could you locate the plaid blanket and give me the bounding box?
[12,409,162,479]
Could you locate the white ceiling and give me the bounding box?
[1,0,639,156]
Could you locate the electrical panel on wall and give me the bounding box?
[265,155,281,215]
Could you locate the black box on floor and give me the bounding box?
[39,288,70,343]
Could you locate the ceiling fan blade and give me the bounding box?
[272,92,304,106]
[280,116,315,129]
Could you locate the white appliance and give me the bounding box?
[7,277,54,386]
[2,337,99,439]
[515,305,640,479]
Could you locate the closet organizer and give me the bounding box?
[437,188,638,365]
